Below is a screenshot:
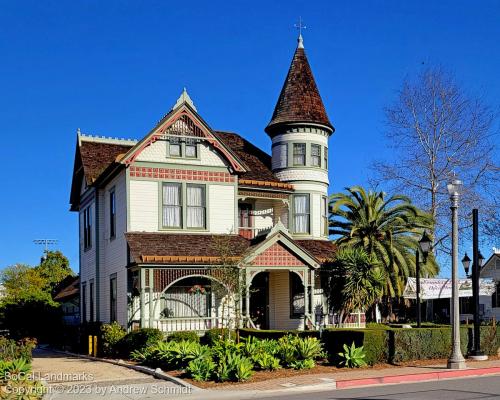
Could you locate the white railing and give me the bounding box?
[153,317,225,333]
[238,227,272,239]
[323,312,366,329]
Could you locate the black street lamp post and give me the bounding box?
[416,231,432,328]
[462,208,487,360]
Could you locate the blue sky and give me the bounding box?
[1,1,499,273]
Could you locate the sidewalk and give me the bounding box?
[204,358,500,392]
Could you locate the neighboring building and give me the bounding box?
[54,276,80,326]
[70,34,345,333]
[480,248,500,321]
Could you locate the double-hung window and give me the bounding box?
[293,143,306,166]
[186,184,206,229]
[110,275,117,322]
[293,194,310,234]
[169,137,181,157]
[83,206,92,250]
[321,196,328,236]
[324,147,328,169]
[89,280,95,322]
[109,190,116,239]
[272,143,288,168]
[311,144,321,167]
[185,138,197,158]
[162,183,182,228]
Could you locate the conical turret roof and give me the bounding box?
[265,38,333,135]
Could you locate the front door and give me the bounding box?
[250,272,269,329]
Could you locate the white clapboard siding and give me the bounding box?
[208,184,236,233]
[129,180,159,232]
[268,270,302,330]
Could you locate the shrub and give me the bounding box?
[100,322,126,357]
[0,337,37,362]
[290,358,315,370]
[276,335,299,367]
[252,352,281,371]
[187,357,215,382]
[203,328,233,345]
[322,328,387,365]
[338,342,367,368]
[168,331,200,343]
[296,337,323,360]
[239,328,319,340]
[233,355,253,381]
[118,328,164,357]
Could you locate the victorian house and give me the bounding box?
[70,34,345,333]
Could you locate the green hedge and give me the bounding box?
[117,328,164,357]
[238,328,320,340]
[322,329,387,365]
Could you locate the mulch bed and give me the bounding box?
[165,355,500,389]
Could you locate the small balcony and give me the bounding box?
[238,198,289,240]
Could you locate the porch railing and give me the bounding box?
[238,227,272,240]
[323,312,366,329]
[153,317,226,333]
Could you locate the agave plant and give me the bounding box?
[338,342,367,368]
[296,337,323,360]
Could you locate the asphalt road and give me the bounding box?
[264,375,500,400]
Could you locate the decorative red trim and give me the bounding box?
[251,243,305,267]
[129,166,235,183]
[123,108,245,172]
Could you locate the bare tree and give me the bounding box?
[372,67,499,261]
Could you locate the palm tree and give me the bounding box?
[323,247,385,325]
[329,186,438,298]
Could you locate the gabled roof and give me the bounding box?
[214,131,294,191]
[69,135,136,210]
[125,228,336,267]
[125,232,250,264]
[265,40,333,135]
[54,276,80,301]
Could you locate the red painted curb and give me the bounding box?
[336,366,500,389]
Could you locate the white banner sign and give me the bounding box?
[403,278,496,300]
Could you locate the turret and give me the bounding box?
[266,34,333,239]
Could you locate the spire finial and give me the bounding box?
[294,16,306,48]
[172,87,197,111]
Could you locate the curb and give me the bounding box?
[335,366,500,389]
[44,348,199,392]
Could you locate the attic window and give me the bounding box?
[185,138,197,158]
[169,138,181,157]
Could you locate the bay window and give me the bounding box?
[293,194,310,234]
[311,144,321,167]
[293,143,306,166]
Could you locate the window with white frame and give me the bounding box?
[293,143,306,166]
[185,138,198,158]
[311,144,321,167]
[293,194,310,233]
[162,183,182,228]
[186,184,206,228]
[83,206,92,250]
[109,190,116,239]
[322,196,328,236]
[272,143,288,168]
[169,137,181,157]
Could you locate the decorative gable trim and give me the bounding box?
[242,224,320,269]
[121,104,246,173]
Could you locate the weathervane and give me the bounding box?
[294,17,306,48]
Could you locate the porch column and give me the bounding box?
[148,268,154,328]
[309,270,315,326]
[303,269,309,329]
[140,268,146,328]
[245,270,251,327]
